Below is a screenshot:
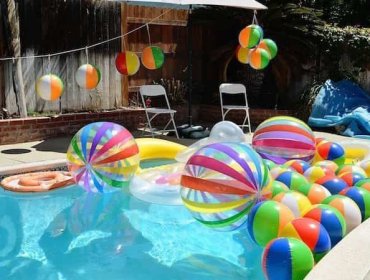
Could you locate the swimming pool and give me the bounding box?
[0,183,264,279]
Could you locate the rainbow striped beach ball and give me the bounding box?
[36,74,64,101]
[141,46,165,70]
[115,51,140,76]
[262,237,314,280]
[180,142,271,231]
[75,64,101,90]
[252,116,316,164]
[239,24,263,49]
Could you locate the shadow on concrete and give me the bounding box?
[31,136,73,153]
[1,148,32,154]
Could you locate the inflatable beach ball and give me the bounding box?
[36,74,64,101]
[236,45,250,64]
[115,51,140,76]
[275,170,310,190]
[67,122,140,193]
[315,175,348,194]
[272,191,312,218]
[336,164,367,177]
[75,64,101,90]
[340,187,370,221]
[283,159,310,175]
[261,180,289,200]
[239,24,263,49]
[248,201,295,246]
[141,46,165,70]
[258,38,278,59]
[315,141,345,165]
[180,142,271,231]
[262,237,314,280]
[293,183,331,205]
[356,178,370,192]
[252,116,316,164]
[248,48,270,70]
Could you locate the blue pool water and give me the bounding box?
[0,183,264,279]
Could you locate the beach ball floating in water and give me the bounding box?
[258,38,278,59]
[67,122,140,193]
[36,74,64,101]
[279,218,331,256]
[239,24,262,49]
[275,170,310,190]
[248,48,270,70]
[293,183,331,205]
[141,46,165,70]
[315,175,348,194]
[261,180,289,200]
[247,200,295,246]
[262,237,314,280]
[315,141,345,166]
[323,195,362,233]
[75,64,101,90]
[303,204,346,247]
[339,187,370,221]
[236,45,250,64]
[115,51,140,76]
[180,142,271,231]
[252,116,316,164]
[272,191,312,218]
[283,159,310,175]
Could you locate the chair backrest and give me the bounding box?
[219,83,248,106]
[139,85,172,109]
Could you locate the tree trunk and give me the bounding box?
[6,0,27,118]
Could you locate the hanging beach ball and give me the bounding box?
[238,24,263,49]
[236,45,250,64]
[75,64,101,90]
[115,51,140,76]
[258,39,278,59]
[141,46,165,70]
[249,48,270,70]
[36,74,64,101]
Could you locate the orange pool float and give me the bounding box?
[1,171,74,192]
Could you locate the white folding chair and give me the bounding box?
[219,83,252,134]
[140,85,179,139]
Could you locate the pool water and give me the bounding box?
[0,184,264,279]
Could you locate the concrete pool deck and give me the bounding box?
[1,131,370,279]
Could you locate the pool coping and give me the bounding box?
[0,159,67,176]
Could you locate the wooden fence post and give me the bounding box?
[121,3,129,107]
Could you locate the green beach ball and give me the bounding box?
[239,24,263,49]
[258,39,278,59]
[249,48,270,70]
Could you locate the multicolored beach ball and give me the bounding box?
[340,187,370,221]
[236,45,250,64]
[283,159,310,175]
[67,122,140,193]
[180,142,271,231]
[262,237,314,280]
[272,191,312,218]
[36,74,64,101]
[252,116,316,164]
[315,141,345,166]
[115,51,140,76]
[75,64,101,90]
[238,24,262,49]
[141,46,165,70]
[248,48,270,70]
[258,39,278,59]
[315,175,348,194]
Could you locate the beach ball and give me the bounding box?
[315,175,348,194]
[247,201,295,246]
[75,64,101,90]
[359,160,370,177]
[323,195,362,233]
[238,24,262,49]
[336,164,367,177]
[303,204,346,247]
[338,172,366,186]
[258,39,278,59]
[36,74,64,101]
[293,183,331,204]
[314,160,338,173]
[356,178,370,192]
[340,187,370,221]
[115,51,140,76]
[264,159,277,170]
[273,191,312,217]
[270,166,290,179]
[248,48,270,70]
[279,218,331,255]
[262,180,289,200]
[262,237,314,280]
[283,160,310,175]
[180,142,271,231]
[236,45,250,64]
[304,166,334,183]
[141,46,165,70]
[252,116,316,164]
[275,170,310,190]
[315,141,345,166]
[67,122,140,193]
